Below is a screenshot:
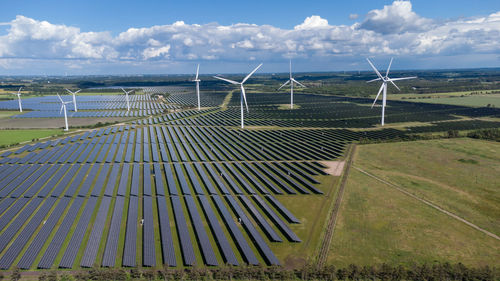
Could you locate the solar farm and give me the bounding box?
[0,76,499,274]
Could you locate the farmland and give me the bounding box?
[329,138,500,267]
[0,71,499,275]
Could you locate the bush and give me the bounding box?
[467,128,500,141]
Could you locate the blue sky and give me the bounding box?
[1,0,500,75]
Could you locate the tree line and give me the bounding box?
[2,262,498,281]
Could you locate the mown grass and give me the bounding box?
[328,138,500,267]
[269,174,340,268]
[381,91,500,107]
[0,129,65,146]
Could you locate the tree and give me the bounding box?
[10,267,21,281]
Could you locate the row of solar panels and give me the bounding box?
[3,125,344,168]
[0,160,311,268]
[12,109,164,118]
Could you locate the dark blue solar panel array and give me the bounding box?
[0,107,333,269]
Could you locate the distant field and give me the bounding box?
[409,94,500,107]
[0,129,64,146]
[0,111,23,119]
[329,138,500,267]
[381,91,500,107]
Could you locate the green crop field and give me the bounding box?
[328,138,500,267]
[0,129,65,146]
[380,91,500,108]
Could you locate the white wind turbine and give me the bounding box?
[120,87,133,111]
[65,88,81,112]
[192,64,201,110]
[278,60,306,109]
[10,87,23,112]
[366,58,416,126]
[57,94,73,131]
[213,63,263,129]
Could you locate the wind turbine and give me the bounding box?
[366,58,416,126]
[10,87,23,112]
[278,60,306,109]
[192,64,201,110]
[65,88,81,112]
[120,87,133,111]
[213,63,263,129]
[57,94,73,131]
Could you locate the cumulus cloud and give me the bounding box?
[0,1,499,74]
[294,15,329,30]
[360,1,434,34]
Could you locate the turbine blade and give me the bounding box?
[65,88,72,94]
[213,76,240,85]
[57,94,63,103]
[366,58,384,80]
[120,87,126,94]
[18,87,22,94]
[195,64,199,80]
[60,105,63,115]
[371,83,384,108]
[388,76,417,81]
[386,57,393,77]
[289,60,292,79]
[241,63,263,84]
[241,85,249,113]
[75,89,81,94]
[389,80,401,91]
[278,80,290,90]
[291,78,306,88]
[366,77,382,83]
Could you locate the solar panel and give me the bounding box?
[38,197,85,269]
[184,196,218,266]
[170,196,195,266]
[211,195,258,265]
[81,196,112,267]
[59,197,98,268]
[224,195,280,265]
[142,196,156,267]
[102,196,125,267]
[17,197,71,269]
[0,197,58,269]
[123,196,138,267]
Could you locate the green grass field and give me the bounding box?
[328,138,500,267]
[0,129,65,146]
[378,91,500,107]
[0,111,23,119]
[408,94,500,107]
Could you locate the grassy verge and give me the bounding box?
[328,138,500,267]
[0,129,65,146]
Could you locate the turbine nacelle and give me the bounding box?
[366,58,417,125]
[277,60,305,109]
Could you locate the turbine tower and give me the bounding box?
[120,88,133,111]
[213,63,263,129]
[278,60,306,109]
[57,94,73,131]
[10,87,23,112]
[192,64,201,110]
[65,88,81,112]
[366,58,416,126]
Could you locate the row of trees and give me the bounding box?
[2,262,497,281]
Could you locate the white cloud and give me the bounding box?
[142,45,171,59]
[0,1,499,74]
[360,1,434,34]
[349,14,359,20]
[294,15,329,30]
